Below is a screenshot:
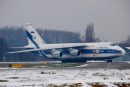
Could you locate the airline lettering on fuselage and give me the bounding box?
[93,49,99,57]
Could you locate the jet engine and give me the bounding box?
[51,50,63,57]
[69,48,80,56]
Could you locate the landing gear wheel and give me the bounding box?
[107,60,112,63]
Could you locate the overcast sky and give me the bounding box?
[0,0,130,42]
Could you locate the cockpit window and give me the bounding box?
[110,43,116,46]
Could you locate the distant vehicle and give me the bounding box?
[8,23,126,62]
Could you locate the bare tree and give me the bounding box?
[85,23,95,42]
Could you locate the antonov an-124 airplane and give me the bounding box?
[8,23,127,62]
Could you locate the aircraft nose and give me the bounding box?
[121,49,126,55]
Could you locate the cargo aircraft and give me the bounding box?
[8,24,126,62]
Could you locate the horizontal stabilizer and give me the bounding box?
[8,49,40,54]
[9,47,33,49]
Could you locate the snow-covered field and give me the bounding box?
[0,68,130,87]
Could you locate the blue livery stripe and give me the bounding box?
[26,30,48,57]
[80,49,121,54]
[41,49,122,55]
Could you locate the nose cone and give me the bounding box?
[121,48,126,56]
[125,47,130,54]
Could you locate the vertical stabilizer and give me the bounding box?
[24,23,48,57]
[25,23,46,46]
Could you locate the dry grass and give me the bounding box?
[47,83,83,87]
[87,82,107,87]
[114,82,130,87]
[6,77,19,79]
[0,80,9,82]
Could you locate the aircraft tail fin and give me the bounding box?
[25,23,46,46]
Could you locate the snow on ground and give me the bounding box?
[0,68,130,87]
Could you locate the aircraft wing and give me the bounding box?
[9,45,34,49]
[8,44,86,54]
[9,47,34,49]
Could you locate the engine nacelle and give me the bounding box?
[51,50,63,57]
[69,48,80,56]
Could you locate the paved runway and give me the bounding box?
[84,62,130,70]
[0,61,130,70]
[45,62,130,70]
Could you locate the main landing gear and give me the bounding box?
[106,60,112,63]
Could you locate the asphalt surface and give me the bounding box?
[0,61,130,70]
[85,62,130,70]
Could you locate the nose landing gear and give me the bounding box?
[106,60,112,63]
